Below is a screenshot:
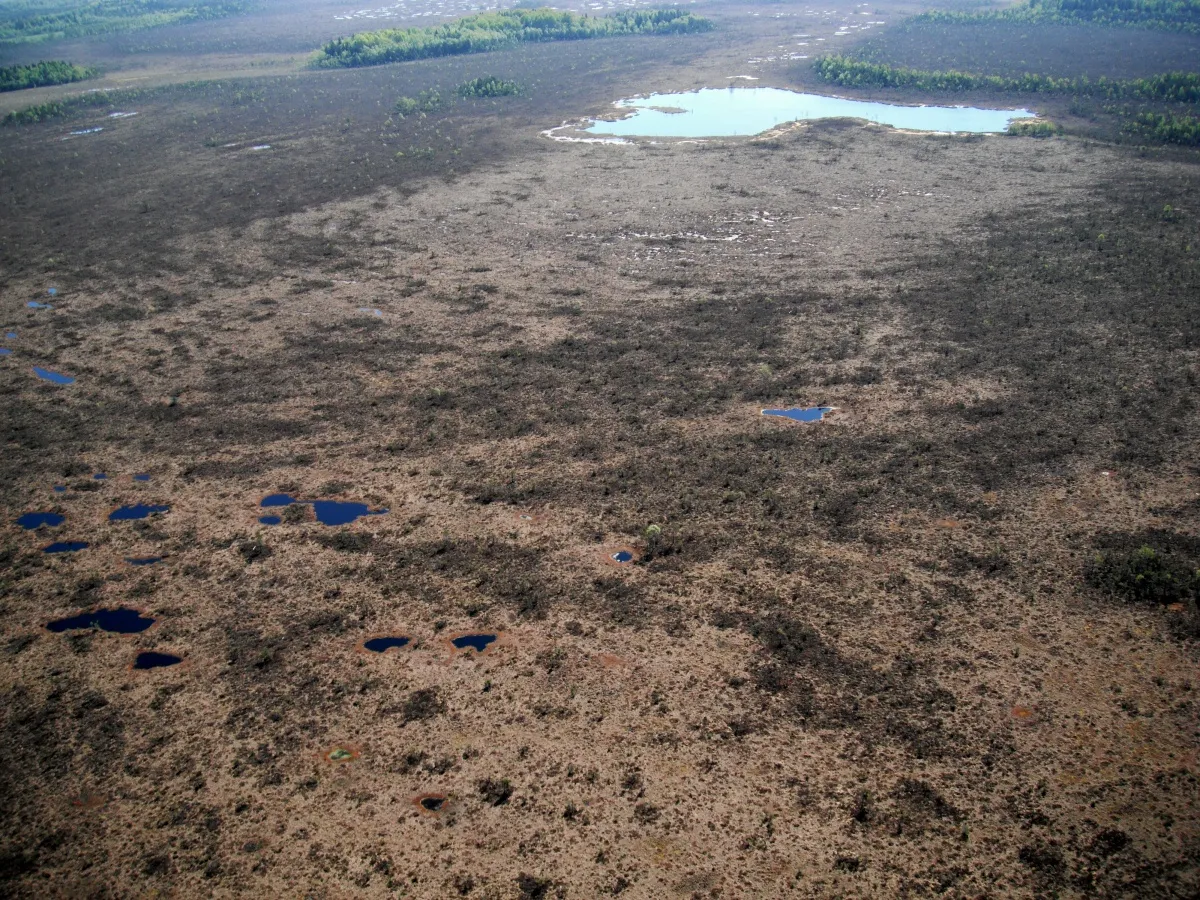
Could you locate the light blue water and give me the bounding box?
[5,332,16,339]
[762,407,833,423]
[32,367,74,384]
[585,88,1036,138]
[27,301,53,310]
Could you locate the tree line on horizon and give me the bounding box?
[0,60,97,92]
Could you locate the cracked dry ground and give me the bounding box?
[2,122,1199,898]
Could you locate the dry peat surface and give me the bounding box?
[1,1,1199,897]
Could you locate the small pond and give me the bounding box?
[109,504,170,521]
[364,636,411,653]
[133,473,151,482]
[16,512,64,529]
[260,493,300,507]
[0,348,10,356]
[611,550,634,563]
[93,473,107,480]
[762,406,834,423]
[126,557,163,566]
[7,332,18,338]
[452,633,497,653]
[33,366,74,384]
[27,301,53,310]
[47,607,155,633]
[133,651,182,669]
[258,515,282,526]
[420,795,447,811]
[43,541,88,554]
[312,500,387,527]
[583,88,1036,138]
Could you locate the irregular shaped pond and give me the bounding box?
[363,636,410,653]
[47,607,155,633]
[109,504,169,521]
[583,88,1036,138]
[258,515,282,526]
[133,651,182,669]
[260,493,300,507]
[126,557,163,566]
[27,301,53,310]
[133,473,151,482]
[43,541,88,554]
[16,512,64,529]
[611,550,634,564]
[418,794,447,812]
[93,473,107,480]
[762,406,833,423]
[33,367,74,384]
[451,633,497,653]
[312,500,387,527]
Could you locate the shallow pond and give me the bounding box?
[33,367,73,384]
[16,512,64,529]
[364,636,411,653]
[47,607,154,633]
[312,500,387,526]
[43,541,88,554]
[584,88,1035,137]
[260,493,299,507]
[133,651,182,669]
[762,406,834,423]
[611,550,634,563]
[0,348,10,356]
[109,504,169,521]
[126,557,163,566]
[134,473,151,482]
[258,515,282,526]
[452,633,497,653]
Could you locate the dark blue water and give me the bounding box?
[133,473,151,482]
[258,515,282,526]
[27,301,53,310]
[761,407,833,423]
[126,557,163,566]
[312,500,387,526]
[93,473,107,480]
[0,348,10,356]
[32,366,74,384]
[43,541,88,554]
[133,651,182,669]
[47,607,154,633]
[109,504,169,521]
[53,485,67,492]
[452,634,497,653]
[364,636,411,653]
[16,512,64,529]
[611,550,634,563]
[260,493,300,507]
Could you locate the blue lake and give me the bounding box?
[43,541,88,554]
[16,512,64,529]
[261,493,300,507]
[47,607,154,633]
[33,367,74,384]
[585,88,1036,138]
[27,301,53,310]
[364,636,411,653]
[762,406,834,423]
[611,550,634,563]
[133,651,182,669]
[258,515,282,526]
[109,504,169,521]
[452,633,497,653]
[312,500,387,526]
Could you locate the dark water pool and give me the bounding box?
[133,651,182,669]
[47,607,155,633]
[126,557,163,566]
[53,485,67,492]
[452,634,497,653]
[260,493,300,507]
[420,796,446,811]
[258,515,282,526]
[43,541,88,554]
[16,512,64,529]
[109,504,170,521]
[93,473,107,480]
[312,500,387,526]
[134,473,151,482]
[611,550,634,563]
[364,636,411,653]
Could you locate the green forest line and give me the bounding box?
[812,56,1200,103]
[911,0,1200,34]
[311,7,713,69]
[0,60,96,92]
[0,0,252,46]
